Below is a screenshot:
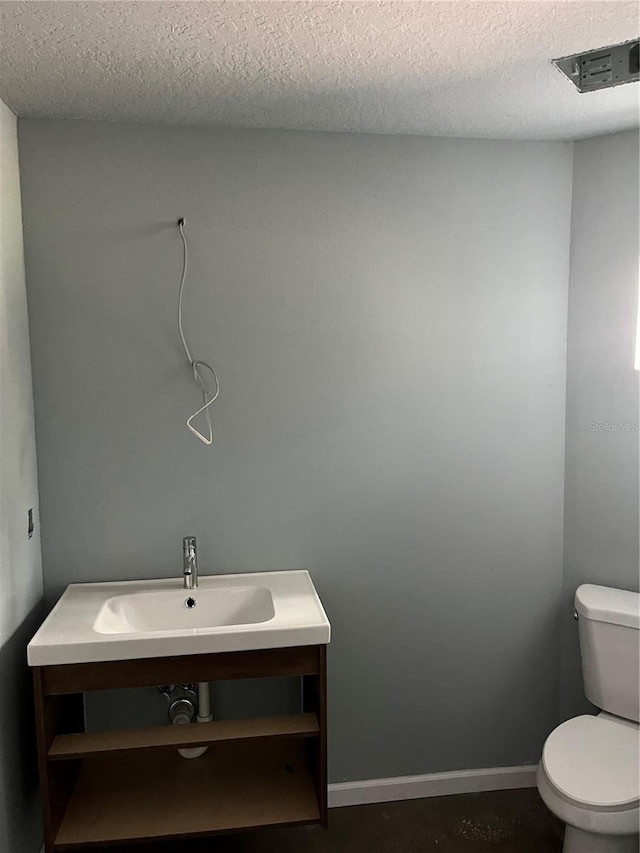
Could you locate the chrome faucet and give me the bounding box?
[182,536,198,590]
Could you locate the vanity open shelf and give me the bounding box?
[48,712,320,760]
[33,644,328,852]
[55,739,319,848]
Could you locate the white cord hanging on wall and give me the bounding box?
[176,217,220,445]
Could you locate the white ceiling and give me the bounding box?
[0,1,638,140]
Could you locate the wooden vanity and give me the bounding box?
[33,644,328,851]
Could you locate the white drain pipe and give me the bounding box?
[196,681,211,722]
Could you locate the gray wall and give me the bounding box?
[0,99,43,853]
[19,119,573,782]
[560,130,640,720]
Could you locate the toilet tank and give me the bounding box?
[575,584,640,722]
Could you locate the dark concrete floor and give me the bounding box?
[99,788,564,852]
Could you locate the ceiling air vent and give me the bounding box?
[553,39,639,93]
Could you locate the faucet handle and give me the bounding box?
[183,536,197,554]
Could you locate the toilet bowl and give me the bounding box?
[537,585,640,853]
[537,713,639,852]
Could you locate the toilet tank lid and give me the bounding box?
[575,584,640,629]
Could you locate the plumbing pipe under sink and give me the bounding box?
[171,682,212,759]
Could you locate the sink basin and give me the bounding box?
[28,570,330,666]
[94,586,275,634]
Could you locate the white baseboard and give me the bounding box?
[328,764,538,809]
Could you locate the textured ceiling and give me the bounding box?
[0,1,638,140]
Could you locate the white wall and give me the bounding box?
[0,97,43,853]
[19,120,572,781]
[561,129,640,719]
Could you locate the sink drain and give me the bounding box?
[184,597,197,609]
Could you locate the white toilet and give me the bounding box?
[537,584,640,853]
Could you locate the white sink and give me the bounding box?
[28,570,330,666]
[94,586,275,634]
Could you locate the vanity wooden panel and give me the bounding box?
[41,644,320,695]
[33,671,85,851]
[303,644,328,820]
[33,644,328,852]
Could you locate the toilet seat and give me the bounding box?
[537,764,640,839]
[542,713,640,811]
